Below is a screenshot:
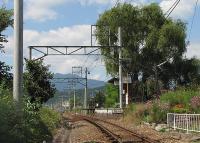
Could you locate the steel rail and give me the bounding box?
[78,115,160,143]
[84,118,121,143]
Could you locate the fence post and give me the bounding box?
[174,114,176,130]
[186,114,189,134]
[167,113,169,126]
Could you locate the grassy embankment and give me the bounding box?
[124,87,200,124]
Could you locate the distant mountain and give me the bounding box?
[52,73,106,91]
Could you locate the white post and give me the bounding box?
[84,67,88,109]
[118,27,123,109]
[74,88,76,110]
[174,114,176,130]
[186,114,189,134]
[13,0,23,102]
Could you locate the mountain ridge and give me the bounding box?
[52,73,106,91]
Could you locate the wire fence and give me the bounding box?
[167,113,200,133]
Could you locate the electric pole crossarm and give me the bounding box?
[53,77,86,80]
[53,81,86,86]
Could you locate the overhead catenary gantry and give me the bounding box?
[28,45,119,61]
[53,66,89,109]
[28,25,124,109]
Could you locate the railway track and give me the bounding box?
[73,115,160,143]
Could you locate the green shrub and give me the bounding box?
[171,106,189,113]
[0,86,61,143]
[124,103,151,124]
[160,88,198,107]
[39,107,61,133]
[150,103,168,123]
[105,84,118,108]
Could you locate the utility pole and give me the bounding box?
[126,73,129,107]
[29,47,32,60]
[13,0,23,102]
[118,27,123,109]
[73,87,76,109]
[84,68,88,109]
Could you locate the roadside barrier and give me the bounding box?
[167,113,200,133]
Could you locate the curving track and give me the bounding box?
[73,115,160,143]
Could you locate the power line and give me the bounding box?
[165,0,181,18]
[115,0,121,7]
[164,0,179,15]
[188,0,199,41]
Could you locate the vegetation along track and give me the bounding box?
[75,115,160,143]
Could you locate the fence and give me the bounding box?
[167,113,200,133]
[95,108,123,114]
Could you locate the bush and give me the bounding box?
[190,96,200,113]
[123,88,200,124]
[150,102,169,123]
[0,86,61,143]
[160,88,198,107]
[39,107,61,133]
[171,105,188,113]
[124,103,151,124]
[105,84,118,107]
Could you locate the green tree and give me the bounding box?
[0,61,12,88]
[96,3,199,98]
[96,3,186,77]
[94,91,105,108]
[105,84,118,107]
[24,59,56,104]
[0,7,13,50]
[0,7,13,89]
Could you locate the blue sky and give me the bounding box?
[0,0,200,81]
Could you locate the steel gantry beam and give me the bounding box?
[29,45,119,61]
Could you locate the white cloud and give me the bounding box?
[24,0,114,22]
[23,0,155,22]
[3,25,107,80]
[24,0,67,21]
[91,74,101,80]
[78,0,113,5]
[160,0,200,19]
[186,42,200,59]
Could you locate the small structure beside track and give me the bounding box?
[80,108,123,115]
[95,108,123,114]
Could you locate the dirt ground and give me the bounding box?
[60,113,200,143]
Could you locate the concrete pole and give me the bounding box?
[29,46,32,60]
[13,0,23,102]
[126,73,129,107]
[118,27,123,109]
[84,68,88,109]
[74,88,76,109]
